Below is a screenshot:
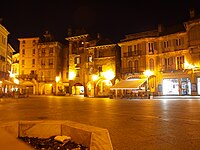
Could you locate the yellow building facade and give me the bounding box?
[118,15,200,96]
[0,23,14,94]
[18,31,64,95]
[66,32,121,97]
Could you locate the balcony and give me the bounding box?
[16,74,37,80]
[0,71,9,80]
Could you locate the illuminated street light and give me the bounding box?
[143,70,154,98]
[55,76,60,83]
[69,71,76,80]
[102,70,115,80]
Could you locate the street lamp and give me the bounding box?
[92,75,98,97]
[143,70,154,98]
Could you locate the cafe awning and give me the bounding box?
[110,78,147,90]
[3,80,26,87]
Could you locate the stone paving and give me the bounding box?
[1,95,200,150]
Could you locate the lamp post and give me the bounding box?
[92,75,98,97]
[143,70,153,99]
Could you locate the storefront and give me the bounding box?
[197,78,200,95]
[162,78,191,95]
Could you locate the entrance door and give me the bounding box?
[181,78,191,95]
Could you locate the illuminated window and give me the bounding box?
[76,69,80,77]
[88,56,92,62]
[177,56,184,70]
[74,57,81,64]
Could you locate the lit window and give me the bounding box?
[88,56,92,62]
[75,57,81,64]
[177,56,184,70]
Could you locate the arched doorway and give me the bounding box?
[20,81,35,94]
[95,79,112,97]
[72,83,84,95]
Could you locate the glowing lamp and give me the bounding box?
[103,70,115,80]
[143,70,153,77]
[14,78,19,84]
[69,71,76,80]
[92,74,98,81]
[55,76,60,82]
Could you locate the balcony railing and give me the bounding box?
[0,71,9,80]
[16,74,37,80]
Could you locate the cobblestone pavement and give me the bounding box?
[1,95,200,150]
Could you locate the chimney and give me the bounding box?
[67,26,72,37]
[97,33,101,39]
[189,8,195,19]
[158,24,164,33]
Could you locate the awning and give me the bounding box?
[3,80,26,87]
[3,80,18,86]
[110,78,147,90]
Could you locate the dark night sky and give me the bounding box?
[1,0,200,52]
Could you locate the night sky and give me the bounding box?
[1,0,200,52]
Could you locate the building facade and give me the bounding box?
[66,31,121,97]
[0,23,16,94]
[18,31,65,95]
[18,37,40,94]
[118,10,200,96]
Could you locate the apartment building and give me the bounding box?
[0,23,16,94]
[18,37,39,94]
[11,53,19,77]
[18,31,65,95]
[117,9,200,96]
[37,31,64,95]
[66,30,121,97]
